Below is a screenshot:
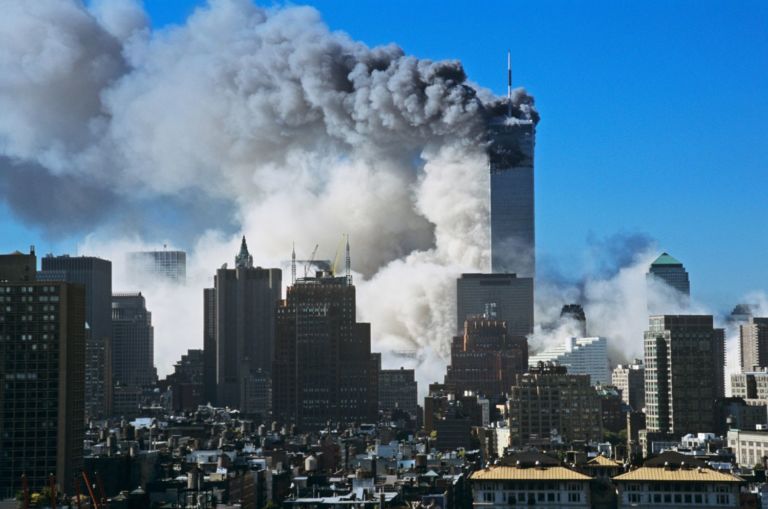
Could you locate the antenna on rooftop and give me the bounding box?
[507,49,512,117]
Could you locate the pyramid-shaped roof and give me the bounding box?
[651,252,683,267]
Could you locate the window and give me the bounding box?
[483,492,494,503]
[628,494,642,503]
[716,494,729,504]
[568,493,581,502]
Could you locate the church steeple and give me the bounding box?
[235,236,253,268]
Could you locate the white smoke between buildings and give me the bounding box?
[0,0,759,398]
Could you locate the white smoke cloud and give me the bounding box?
[1,0,543,398]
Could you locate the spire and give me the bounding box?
[291,242,296,285]
[345,234,352,285]
[235,235,253,268]
[507,49,512,118]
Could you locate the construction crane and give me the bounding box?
[303,244,319,278]
[81,471,100,509]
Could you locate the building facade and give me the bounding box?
[213,237,282,410]
[203,287,217,405]
[445,316,527,400]
[644,315,725,436]
[740,317,768,372]
[507,364,602,446]
[127,249,187,282]
[40,254,112,419]
[111,292,156,390]
[731,370,768,401]
[0,250,85,497]
[528,336,609,385]
[612,360,645,411]
[456,273,533,338]
[488,115,536,278]
[647,252,690,295]
[272,270,377,430]
[379,367,418,419]
[727,428,768,468]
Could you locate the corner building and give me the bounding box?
[644,315,725,436]
[273,271,377,430]
[0,250,85,497]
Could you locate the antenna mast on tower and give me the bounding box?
[507,49,512,118]
[345,234,352,285]
[291,242,296,284]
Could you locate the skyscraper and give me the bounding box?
[203,287,217,405]
[0,249,85,497]
[643,315,725,436]
[127,249,187,283]
[647,252,690,297]
[214,237,281,411]
[379,367,418,419]
[111,292,156,390]
[488,58,537,277]
[272,268,378,430]
[456,273,533,338]
[445,315,528,400]
[740,317,768,372]
[40,254,112,419]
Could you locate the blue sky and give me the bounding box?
[3,0,767,310]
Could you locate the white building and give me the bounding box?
[529,336,609,385]
[727,428,768,467]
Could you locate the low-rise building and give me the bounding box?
[612,451,743,508]
[727,428,768,468]
[469,452,593,508]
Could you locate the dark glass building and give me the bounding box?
[111,292,156,390]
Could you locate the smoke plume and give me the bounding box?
[1,0,540,395]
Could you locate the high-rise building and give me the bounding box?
[740,317,768,372]
[560,304,587,336]
[507,363,602,446]
[202,287,217,405]
[40,254,112,419]
[528,336,610,386]
[0,249,85,497]
[444,316,527,400]
[213,237,281,411]
[379,367,418,419]
[111,292,156,390]
[127,249,187,282]
[612,360,645,411]
[273,268,378,430]
[456,273,533,337]
[647,252,690,297]
[488,101,536,277]
[644,315,725,436]
[731,370,768,401]
[162,349,205,413]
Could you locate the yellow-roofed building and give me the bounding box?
[469,452,593,508]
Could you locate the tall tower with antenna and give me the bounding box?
[345,234,352,285]
[488,51,536,278]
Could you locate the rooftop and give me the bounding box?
[470,466,592,482]
[612,466,743,483]
[650,252,683,267]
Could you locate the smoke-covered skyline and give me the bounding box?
[2,0,767,396]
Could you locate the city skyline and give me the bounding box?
[1,1,766,311]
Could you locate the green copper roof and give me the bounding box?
[651,252,683,266]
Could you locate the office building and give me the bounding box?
[161,349,205,413]
[444,316,527,400]
[456,273,533,337]
[646,252,690,297]
[727,428,768,468]
[595,385,625,433]
[507,363,602,446]
[741,317,768,371]
[644,315,725,436]
[213,237,281,410]
[273,268,377,430]
[202,287,216,405]
[379,367,418,419]
[612,360,645,411]
[111,292,156,390]
[528,336,609,385]
[0,249,85,497]
[40,254,112,419]
[127,249,186,282]
[488,102,536,278]
[560,303,587,336]
[731,370,768,401]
